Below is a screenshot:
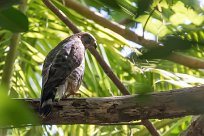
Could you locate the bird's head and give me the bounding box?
[80,32,97,49]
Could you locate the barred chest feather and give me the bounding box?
[56,58,85,99]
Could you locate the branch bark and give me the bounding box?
[167,53,204,69]
[18,86,204,125]
[62,0,204,69]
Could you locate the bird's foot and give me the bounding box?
[63,92,81,98]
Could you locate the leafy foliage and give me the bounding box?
[0,5,28,32]
[139,35,193,59]
[0,0,204,135]
[0,0,21,10]
[0,87,38,127]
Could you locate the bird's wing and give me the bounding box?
[40,38,84,109]
[42,39,75,88]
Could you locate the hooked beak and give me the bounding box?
[85,42,97,49]
[93,42,97,49]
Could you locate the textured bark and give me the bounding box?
[17,86,204,125]
[180,115,204,136]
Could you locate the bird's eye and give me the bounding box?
[84,36,92,44]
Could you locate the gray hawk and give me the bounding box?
[40,32,96,117]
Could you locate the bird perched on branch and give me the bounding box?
[40,32,97,117]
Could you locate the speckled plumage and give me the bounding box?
[40,32,96,116]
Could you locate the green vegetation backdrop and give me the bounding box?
[0,0,204,135]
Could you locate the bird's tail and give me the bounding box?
[40,99,52,117]
[40,88,56,117]
[40,84,57,117]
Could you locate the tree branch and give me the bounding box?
[167,53,204,69]
[62,0,204,69]
[136,119,179,135]
[87,47,130,95]
[42,0,80,33]
[142,120,160,136]
[14,86,204,125]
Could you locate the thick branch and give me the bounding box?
[19,86,204,125]
[167,53,204,69]
[62,0,204,69]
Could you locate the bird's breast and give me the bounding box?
[56,58,85,98]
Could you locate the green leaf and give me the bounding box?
[137,0,153,17]
[0,0,20,10]
[0,86,39,127]
[97,0,121,10]
[139,35,192,59]
[83,0,104,9]
[0,7,28,32]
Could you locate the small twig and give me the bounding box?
[142,0,163,37]
[42,0,80,33]
[142,120,160,136]
[142,8,156,37]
